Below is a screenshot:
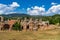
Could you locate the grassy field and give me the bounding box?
[0,29,60,40]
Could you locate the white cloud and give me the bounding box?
[0,2,20,14]
[47,4,60,14]
[27,8,31,11]
[10,2,20,7]
[0,11,3,14]
[27,6,45,15]
[51,2,57,5]
[27,4,60,16]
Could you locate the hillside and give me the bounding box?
[0,13,30,17]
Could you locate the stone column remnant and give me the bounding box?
[28,18,34,31]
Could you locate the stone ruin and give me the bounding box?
[0,16,55,31]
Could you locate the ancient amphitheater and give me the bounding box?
[0,16,56,31]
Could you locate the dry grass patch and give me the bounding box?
[0,29,60,40]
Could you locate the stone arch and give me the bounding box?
[12,24,16,30]
[8,20,17,31]
[27,25,29,30]
[0,17,1,21]
[2,24,10,30]
[21,26,23,30]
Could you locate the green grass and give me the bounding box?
[0,29,60,40]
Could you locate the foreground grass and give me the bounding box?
[0,29,60,40]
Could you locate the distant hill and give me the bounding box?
[0,13,30,17]
[52,14,60,17]
[0,13,60,18]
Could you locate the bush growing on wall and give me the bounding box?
[12,22,22,31]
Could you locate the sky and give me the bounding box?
[0,0,60,16]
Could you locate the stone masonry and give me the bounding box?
[0,16,50,31]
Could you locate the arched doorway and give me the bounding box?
[26,25,29,31]
[27,25,29,29]
[2,24,10,30]
[0,17,1,22]
[22,26,23,30]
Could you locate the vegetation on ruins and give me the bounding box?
[12,22,22,31]
[1,14,60,25]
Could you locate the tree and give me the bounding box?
[12,22,22,31]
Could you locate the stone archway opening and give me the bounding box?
[0,17,1,22]
[2,24,10,30]
[26,25,29,30]
[22,26,23,30]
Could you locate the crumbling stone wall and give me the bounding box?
[0,16,50,31]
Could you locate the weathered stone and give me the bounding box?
[0,16,51,31]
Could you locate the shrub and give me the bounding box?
[12,22,22,31]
